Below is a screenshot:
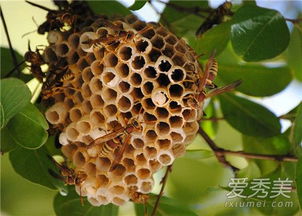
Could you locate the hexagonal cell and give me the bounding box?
[155,107,169,119]
[118,81,131,93]
[143,66,158,79]
[135,153,147,166]
[104,53,118,67]
[91,61,104,76]
[182,109,197,122]
[169,101,182,113]
[156,26,168,37]
[118,46,133,61]
[61,143,77,158]
[172,144,186,158]
[96,157,112,172]
[145,130,157,142]
[83,100,93,113]
[93,47,105,60]
[165,34,177,45]
[169,115,184,128]
[144,146,157,159]
[82,83,92,97]
[68,33,80,49]
[85,162,96,176]
[131,88,144,100]
[73,150,88,167]
[111,164,126,177]
[183,62,196,73]
[133,138,144,149]
[77,119,91,134]
[143,112,157,124]
[102,87,117,102]
[172,54,185,67]
[69,107,82,122]
[158,151,173,166]
[148,48,161,62]
[90,94,105,108]
[129,73,142,86]
[156,122,170,135]
[141,81,154,96]
[96,174,109,188]
[140,180,153,193]
[162,44,174,58]
[149,159,161,172]
[140,27,155,39]
[117,96,132,112]
[170,68,184,82]
[124,174,138,185]
[169,84,184,98]
[123,158,135,172]
[104,104,118,117]
[183,121,199,135]
[137,168,151,180]
[133,20,147,31]
[156,73,170,87]
[109,185,125,195]
[56,42,70,57]
[175,41,187,53]
[131,55,146,70]
[142,98,156,111]
[90,111,105,125]
[135,38,151,53]
[151,36,164,49]
[151,88,169,107]
[116,63,130,78]
[102,70,119,88]
[131,102,143,115]
[89,77,103,92]
[170,131,184,142]
[112,197,126,206]
[66,124,80,141]
[157,139,171,150]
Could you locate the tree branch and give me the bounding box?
[198,128,239,171]
[0,6,21,76]
[151,164,172,216]
[198,128,298,169]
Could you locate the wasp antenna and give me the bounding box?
[25,1,53,12]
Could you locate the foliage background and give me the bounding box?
[1,0,302,216]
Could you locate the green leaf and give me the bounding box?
[218,64,292,97]
[0,126,17,154]
[0,78,31,129]
[135,195,198,216]
[160,1,208,36]
[185,149,214,160]
[1,47,31,82]
[219,94,281,137]
[292,102,302,147]
[9,146,65,189]
[187,22,231,59]
[129,0,147,11]
[200,100,219,138]
[54,187,119,216]
[242,134,291,175]
[287,26,302,81]
[87,0,131,16]
[231,5,290,61]
[296,157,302,210]
[6,103,48,149]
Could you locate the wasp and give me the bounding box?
[88,119,142,170]
[185,53,241,109]
[48,155,87,205]
[24,41,45,82]
[196,1,233,37]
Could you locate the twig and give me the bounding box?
[198,128,239,171]
[222,150,298,162]
[198,128,298,167]
[151,164,172,216]
[0,6,21,76]
[285,18,302,24]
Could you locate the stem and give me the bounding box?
[198,128,238,171]
[285,18,302,24]
[198,128,298,168]
[151,165,172,216]
[0,6,21,76]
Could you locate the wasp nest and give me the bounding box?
[44,15,203,206]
